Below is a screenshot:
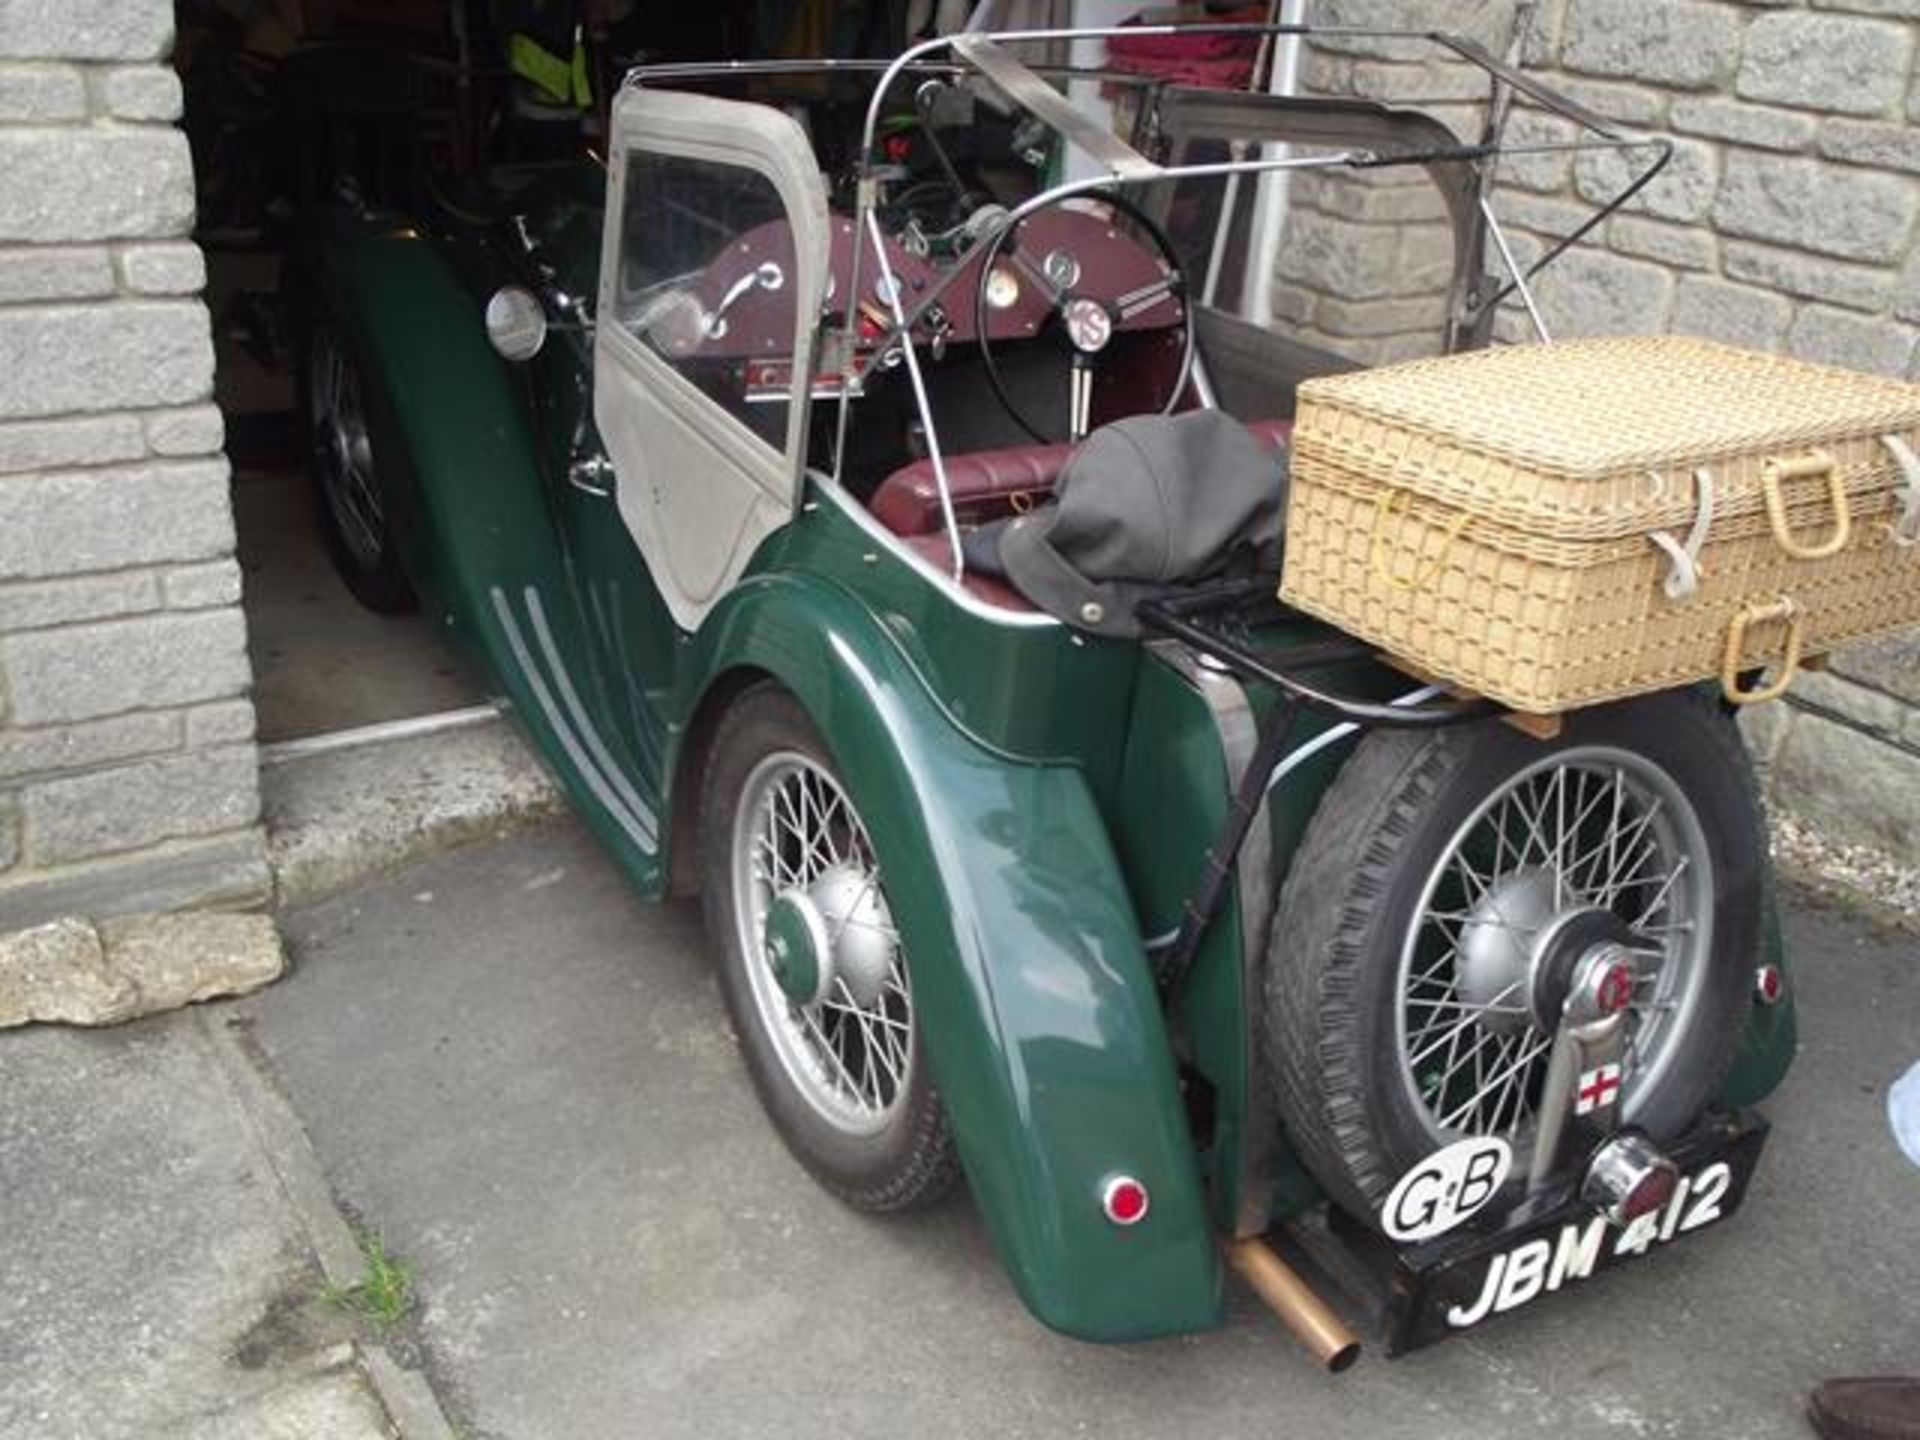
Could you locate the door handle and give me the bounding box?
[569,454,616,498]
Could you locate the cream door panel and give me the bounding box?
[594,87,829,630]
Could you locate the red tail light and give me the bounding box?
[1621,1162,1679,1223]
[1101,1176,1150,1226]
[1582,1132,1680,1228]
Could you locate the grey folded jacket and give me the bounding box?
[962,409,1289,637]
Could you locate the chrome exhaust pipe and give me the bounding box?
[1223,1236,1362,1373]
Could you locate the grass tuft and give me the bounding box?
[324,1228,415,1335]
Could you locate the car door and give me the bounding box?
[593,86,831,632]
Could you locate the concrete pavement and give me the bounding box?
[236,817,1920,1440]
[0,1004,444,1438]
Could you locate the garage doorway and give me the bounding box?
[177,0,1210,770]
[179,0,952,757]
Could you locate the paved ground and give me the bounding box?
[233,468,486,743]
[239,817,1918,1440]
[0,1010,399,1439]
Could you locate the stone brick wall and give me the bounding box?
[0,2,267,928]
[1264,0,1920,871]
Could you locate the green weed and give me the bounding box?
[324,1229,414,1334]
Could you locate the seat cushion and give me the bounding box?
[870,418,1294,537]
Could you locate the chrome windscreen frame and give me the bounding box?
[627,25,1672,594]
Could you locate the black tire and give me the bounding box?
[303,323,416,615]
[1266,689,1764,1228]
[700,686,961,1213]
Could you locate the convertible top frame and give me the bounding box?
[628,25,1672,587]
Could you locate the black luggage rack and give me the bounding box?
[1134,579,1492,996]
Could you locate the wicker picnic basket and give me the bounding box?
[1279,336,1920,714]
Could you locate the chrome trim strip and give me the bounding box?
[522,586,662,836]
[1262,683,1445,797]
[861,206,966,580]
[810,476,1062,629]
[491,587,659,851]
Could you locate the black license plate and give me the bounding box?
[1383,1114,1770,1356]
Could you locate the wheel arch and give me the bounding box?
[666,663,774,899]
[672,574,1223,1339]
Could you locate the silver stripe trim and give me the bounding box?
[1264,684,1446,796]
[490,587,659,851]
[522,585,662,834]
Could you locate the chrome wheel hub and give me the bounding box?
[1398,747,1715,1144]
[764,864,897,1010]
[1455,867,1560,1037]
[1456,871,1643,1037]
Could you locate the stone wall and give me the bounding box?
[1267,0,1920,871]
[0,2,267,928]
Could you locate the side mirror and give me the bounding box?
[485,286,549,362]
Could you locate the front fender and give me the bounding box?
[322,214,664,888]
[677,573,1222,1340]
[318,214,542,620]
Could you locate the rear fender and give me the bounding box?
[1721,875,1797,1108]
[676,573,1222,1340]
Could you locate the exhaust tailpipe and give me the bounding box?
[1223,1236,1362,1373]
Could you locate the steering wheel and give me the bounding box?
[973,190,1195,446]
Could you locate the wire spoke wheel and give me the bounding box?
[302,323,414,613]
[703,689,959,1212]
[310,330,385,569]
[731,751,915,1137]
[1266,692,1763,1228]
[1396,747,1715,1146]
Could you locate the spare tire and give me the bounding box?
[1265,689,1764,1228]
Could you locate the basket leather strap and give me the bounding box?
[1647,465,1716,601]
[1880,434,1920,547]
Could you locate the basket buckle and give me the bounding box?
[1367,490,1469,591]
[1761,451,1851,561]
[1721,597,1803,707]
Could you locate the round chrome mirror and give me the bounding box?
[485,286,548,362]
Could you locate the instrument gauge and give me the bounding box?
[1043,248,1082,292]
[985,264,1022,311]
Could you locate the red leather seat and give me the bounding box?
[869,418,1295,538]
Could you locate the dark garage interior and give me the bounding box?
[178,0,951,744]
[175,0,1287,749]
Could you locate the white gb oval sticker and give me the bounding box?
[1382,1136,1513,1243]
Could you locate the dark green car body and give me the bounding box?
[314,129,1796,1345]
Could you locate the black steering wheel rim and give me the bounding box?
[972,188,1196,447]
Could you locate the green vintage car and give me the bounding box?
[303,23,1795,1363]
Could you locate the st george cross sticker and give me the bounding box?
[1575,1062,1623,1116]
